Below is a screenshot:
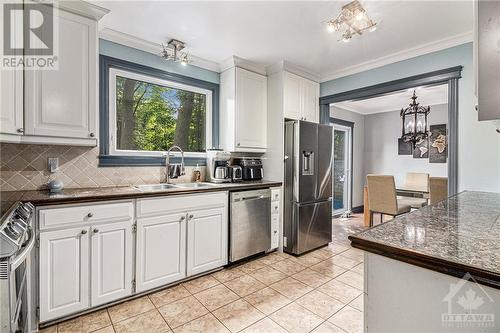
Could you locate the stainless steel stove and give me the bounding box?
[0,202,35,333]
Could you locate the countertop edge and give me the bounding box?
[3,181,282,208]
[349,234,500,291]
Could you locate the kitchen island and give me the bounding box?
[349,191,500,333]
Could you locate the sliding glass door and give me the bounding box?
[332,123,352,216]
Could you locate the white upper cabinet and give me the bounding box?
[0,69,23,135]
[283,72,302,120]
[220,66,267,152]
[0,1,107,145]
[475,0,500,121]
[24,8,97,141]
[283,72,319,123]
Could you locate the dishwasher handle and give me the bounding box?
[231,189,271,203]
[238,195,269,201]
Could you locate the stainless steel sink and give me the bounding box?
[173,182,219,189]
[134,184,179,191]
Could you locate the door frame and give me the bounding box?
[319,66,462,195]
[330,118,354,216]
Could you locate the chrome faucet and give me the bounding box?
[165,145,185,183]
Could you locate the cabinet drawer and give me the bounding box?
[271,201,280,215]
[39,201,134,229]
[271,214,279,249]
[271,188,281,202]
[137,192,227,218]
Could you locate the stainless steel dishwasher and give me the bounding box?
[230,189,271,262]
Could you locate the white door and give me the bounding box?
[91,221,133,306]
[136,213,187,292]
[284,72,302,120]
[235,67,267,149]
[39,227,90,321]
[332,123,353,215]
[24,10,96,139]
[301,79,319,123]
[187,207,227,276]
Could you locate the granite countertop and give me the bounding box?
[349,191,500,289]
[0,180,282,216]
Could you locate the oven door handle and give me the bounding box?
[11,228,35,270]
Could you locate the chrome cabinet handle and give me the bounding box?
[189,214,194,219]
[89,132,95,137]
[17,128,24,133]
[93,228,99,233]
[81,230,87,234]
[87,212,93,218]
[180,216,186,221]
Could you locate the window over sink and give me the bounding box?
[99,56,219,166]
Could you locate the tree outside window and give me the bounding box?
[115,76,206,153]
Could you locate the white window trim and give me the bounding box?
[108,68,212,158]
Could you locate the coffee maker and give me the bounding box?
[206,150,232,183]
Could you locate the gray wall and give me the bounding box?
[330,104,448,208]
[330,106,365,207]
[321,43,500,193]
[364,103,448,186]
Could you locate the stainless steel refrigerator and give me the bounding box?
[284,120,333,255]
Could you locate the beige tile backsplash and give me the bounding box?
[0,143,206,191]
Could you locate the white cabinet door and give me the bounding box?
[271,214,279,250]
[284,72,302,120]
[136,213,187,292]
[40,227,90,322]
[301,79,319,123]
[235,68,267,149]
[187,207,228,276]
[91,220,133,307]
[0,9,23,136]
[0,69,23,135]
[24,9,97,139]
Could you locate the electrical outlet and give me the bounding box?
[48,158,59,173]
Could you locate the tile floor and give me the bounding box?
[41,215,367,333]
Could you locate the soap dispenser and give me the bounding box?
[193,164,202,183]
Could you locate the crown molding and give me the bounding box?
[219,55,267,76]
[99,28,221,73]
[266,60,320,82]
[41,0,110,21]
[320,31,473,83]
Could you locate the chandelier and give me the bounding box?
[400,91,431,148]
[161,39,190,66]
[326,0,377,42]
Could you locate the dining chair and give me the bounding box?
[405,172,430,190]
[429,177,448,204]
[366,175,411,227]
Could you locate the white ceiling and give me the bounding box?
[92,1,473,79]
[332,84,448,115]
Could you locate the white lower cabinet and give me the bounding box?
[91,221,133,307]
[39,201,134,322]
[39,227,90,322]
[270,187,281,250]
[39,193,229,322]
[136,213,187,292]
[187,207,227,276]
